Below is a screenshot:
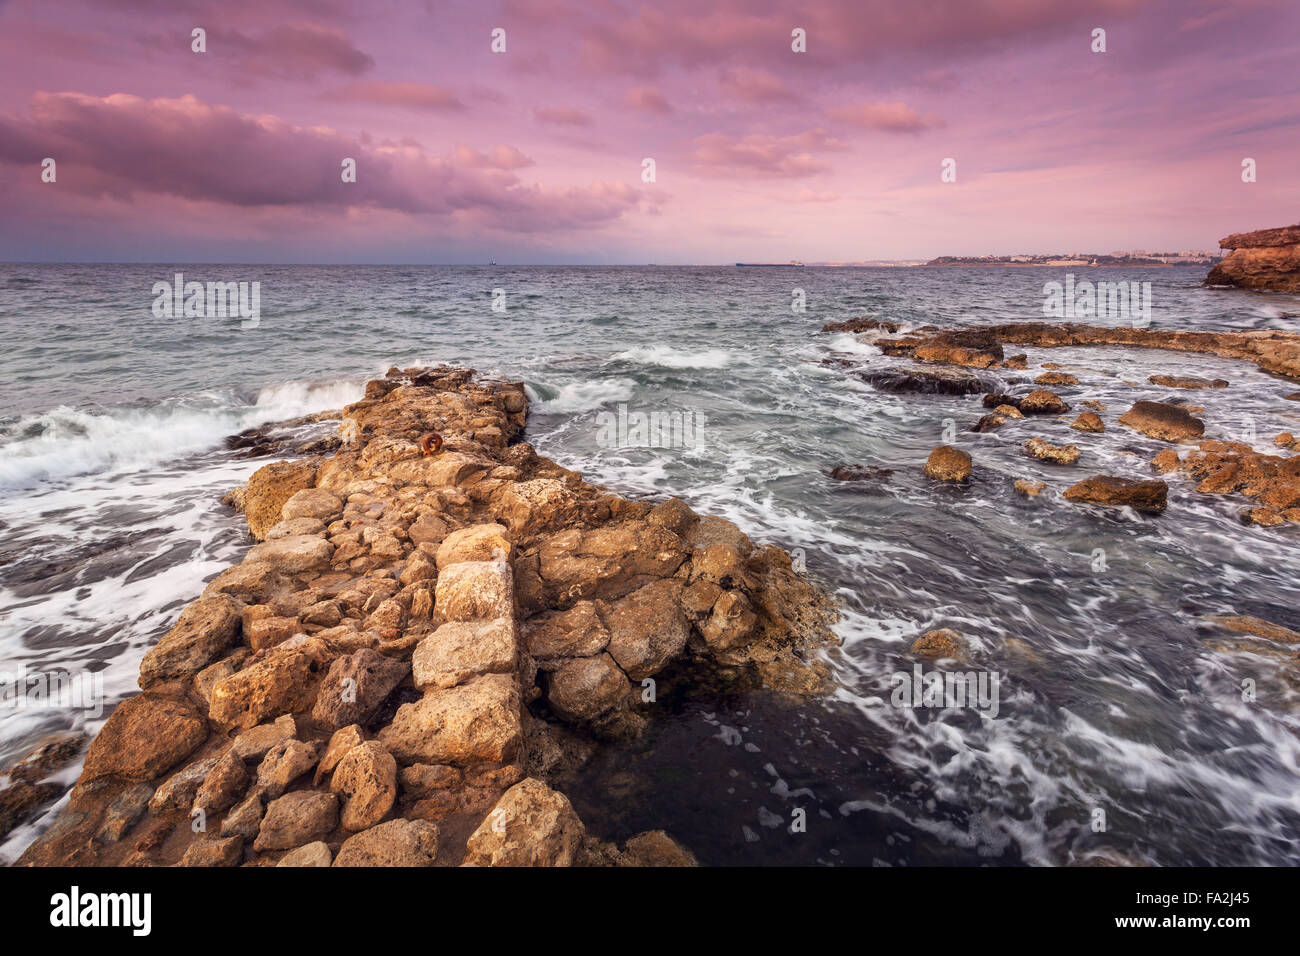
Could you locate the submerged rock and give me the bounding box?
[1024,437,1081,465]
[923,445,972,482]
[1118,400,1205,442]
[1063,475,1168,514]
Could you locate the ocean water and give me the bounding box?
[2,263,1299,865]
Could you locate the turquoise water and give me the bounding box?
[2,263,1300,864]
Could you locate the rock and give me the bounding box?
[399,764,462,798]
[1148,374,1228,389]
[497,480,578,537]
[220,792,264,840]
[434,560,514,622]
[523,602,609,660]
[995,404,1024,418]
[408,513,450,547]
[230,715,297,761]
[202,561,284,604]
[333,818,440,867]
[244,459,318,541]
[1035,371,1079,386]
[828,465,893,482]
[246,535,334,575]
[277,841,333,866]
[1070,411,1105,433]
[1063,475,1168,514]
[1206,224,1300,292]
[1019,389,1070,414]
[180,835,243,867]
[139,596,241,688]
[378,674,522,765]
[148,757,220,812]
[281,487,343,522]
[267,517,327,539]
[5,732,84,784]
[315,724,365,784]
[1211,615,1300,643]
[911,628,965,660]
[463,778,584,867]
[1014,480,1046,498]
[330,740,397,830]
[620,830,698,867]
[0,782,60,838]
[971,414,1006,433]
[913,341,1004,368]
[532,522,688,604]
[1024,437,1081,465]
[858,366,988,395]
[687,516,753,587]
[923,445,971,482]
[699,589,757,651]
[209,643,325,731]
[95,783,154,844]
[244,615,303,651]
[82,694,207,782]
[253,791,338,852]
[312,648,410,730]
[255,739,322,799]
[1151,449,1181,474]
[193,749,249,814]
[545,654,629,722]
[1240,506,1284,526]
[412,619,516,690]
[602,579,690,680]
[1118,401,1204,442]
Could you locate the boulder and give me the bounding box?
[245,459,318,541]
[523,602,609,660]
[602,579,690,680]
[253,791,338,852]
[923,446,971,482]
[545,654,629,722]
[1070,411,1105,433]
[246,535,334,575]
[412,619,516,690]
[1063,475,1168,514]
[280,488,343,522]
[193,749,248,814]
[81,694,207,782]
[1019,389,1070,414]
[911,628,966,660]
[330,740,397,830]
[209,643,326,731]
[138,596,241,688]
[1148,374,1228,389]
[312,648,410,730]
[434,560,514,622]
[255,739,322,799]
[1118,401,1204,442]
[378,674,522,765]
[1024,437,1080,465]
[277,841,333,866]
[462,778,584,867]
[333,818,439,867]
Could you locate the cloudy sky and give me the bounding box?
[0,0,1297,263]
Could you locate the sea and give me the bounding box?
[2,263,1299,865]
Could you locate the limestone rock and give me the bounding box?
[463,778,584,867]
[82,694,207,782]
[602,579,690,680]
[1118,401,1204,442]
[253,791,338,852]
[312,648,410,730]
[379,674,521,765]
[1063,475,1168,514]
[245,459,318,541]
[333,818,440,867]
[139,596,241,688]
[923,445,971,482]
[330,740,397,830]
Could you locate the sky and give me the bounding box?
[0,0,1297,264]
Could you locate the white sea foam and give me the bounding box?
[528,377,637,413]
[612,345,732,369]
[0,377,365,490]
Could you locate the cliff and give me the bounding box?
[14,366,837,867]
[1206,223,1300,292]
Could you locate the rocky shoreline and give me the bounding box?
[821,320,1300,527]
[1206,223,1300,292]
[10,366,837,867]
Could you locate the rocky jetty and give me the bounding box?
[16,366,837,867]
[827,321,1300,383]
[1206,224,1300,292]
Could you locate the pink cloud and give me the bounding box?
[624,86,672,114]
[211,23,374,80]
[830,101,946,133]
[0,92,641,232]
[329,82,463,110]
[718,66,798,103]
[690,129,846,179]
[533,105,593,126]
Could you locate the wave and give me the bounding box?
[0,376,365,491]
[527,377,637,413]
[612,345,732,369]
